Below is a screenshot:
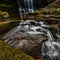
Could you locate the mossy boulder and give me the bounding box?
[0,11,9,19]
[0,40,34,60]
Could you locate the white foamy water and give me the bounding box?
[3,20,60,60]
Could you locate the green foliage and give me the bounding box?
[0,3,11,7]
[0,11,9,19]
[35,10,42,14]
[0,40,34,60]
[57,8,60,12]
[0,23,9,33]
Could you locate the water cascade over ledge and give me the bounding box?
[2,0,60,60]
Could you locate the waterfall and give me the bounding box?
[25,0,34,13]
[30,0,34,12]
[47,30,54,41]
[24,0,26,8]
[27,0,30,12]
[17,0,35,20]
[40,28,55,41]
[41,28,60,60]
[17,0,23,20]
[24,0,27,12]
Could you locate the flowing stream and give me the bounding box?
[3,0,60,60]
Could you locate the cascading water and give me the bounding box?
[27,0,34,12]
[3,20,60,60]
[3,0,35,41]
[27,0,30,11]
[2,0,60,60]
[41,29,60,60]
[17,0,23,20]
[30,0,34,12]
[17,0,34,20]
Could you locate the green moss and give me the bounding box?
[0,23,10,33]
[0,40,34,60]
[0,20,19,34]
[0,3,12,7]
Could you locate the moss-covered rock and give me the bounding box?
[0,40,34,60]
[0,20,19,34]
[0,11,9,19]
